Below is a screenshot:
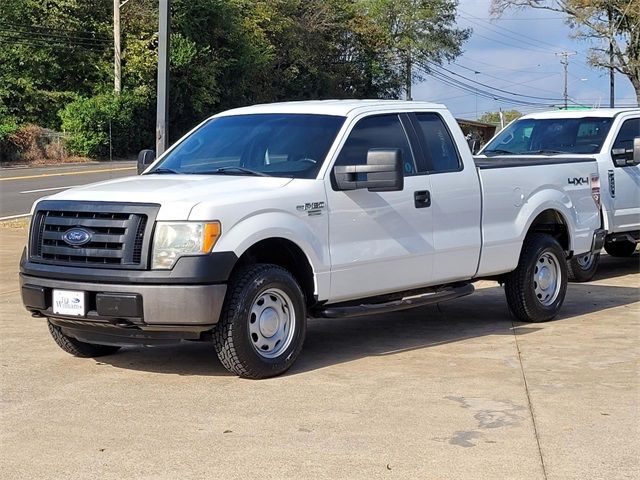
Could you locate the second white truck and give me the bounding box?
[21,100,604,378]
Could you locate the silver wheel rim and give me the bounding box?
[575,253,594,270]
[533,251,562,306]
[249,288,296,359]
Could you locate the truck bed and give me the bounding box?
[474,156,600,278]
[474,156,596,169]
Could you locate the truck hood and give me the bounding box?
[43,174,293,220]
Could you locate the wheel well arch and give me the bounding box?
[234,238,316,306]
[527,209,570,252]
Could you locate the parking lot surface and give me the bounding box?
[1,226,638,479]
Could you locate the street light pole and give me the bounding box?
[156,0,171,156]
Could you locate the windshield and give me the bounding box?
[148,114,345,179]
[482,116,613,155]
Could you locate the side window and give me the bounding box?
[335,114,416,175]
[414,113,461,173]
[612,118,640,158]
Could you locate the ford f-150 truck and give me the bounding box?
[20,100,604,378]
[479,108,640,281]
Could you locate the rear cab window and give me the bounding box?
[412,112,462,173]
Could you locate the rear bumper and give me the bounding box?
[20,274,227,330]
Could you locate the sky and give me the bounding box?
[412,0,638,120]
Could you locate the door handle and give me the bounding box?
[414,190,431,208]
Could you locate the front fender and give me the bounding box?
[213,210,330,298]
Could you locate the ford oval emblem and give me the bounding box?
[62,228,92,246]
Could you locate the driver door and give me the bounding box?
[325,113,434,303]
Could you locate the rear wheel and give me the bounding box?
[213,264,307,379]
[567,252,599,282]
[48,321,121,357]
[504,234,568,322]
[604,240,637,257]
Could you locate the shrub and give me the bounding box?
[1,124,68,163]
[59,90,154,158]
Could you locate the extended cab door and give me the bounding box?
[325,113,434,303]
[409,112,482,282]
[607,116,640,233]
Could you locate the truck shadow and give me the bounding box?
[586,253,639,282]
[98,281,638,377]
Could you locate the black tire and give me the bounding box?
[567,252,599,282]
[213,264,307,379]
[48,321,121,357]
[604,240,637,257]
[504,233,568,322]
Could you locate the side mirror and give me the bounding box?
[137,149,156,174]
[334,148,404,192]
[611,137,640,167]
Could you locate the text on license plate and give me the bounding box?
[52,289,86,317]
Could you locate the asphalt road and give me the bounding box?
[0,161,137,219]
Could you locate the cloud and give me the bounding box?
[412,0,638,118]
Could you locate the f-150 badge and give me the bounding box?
[297,202,325,216]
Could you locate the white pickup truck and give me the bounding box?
[21,100,604,379]
[479,108,640,281]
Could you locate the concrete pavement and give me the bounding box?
[0,162,137,218]
[0,225,638,479]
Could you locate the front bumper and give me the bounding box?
[20,274,226,329]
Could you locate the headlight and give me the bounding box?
[152,221,221,269]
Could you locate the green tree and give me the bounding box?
[0,0,112,127]
[361,0,471,99]
[491,0,640,105]
[478,109,522,125]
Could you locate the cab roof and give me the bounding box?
[213,99,447,118]
[520,108,639,120]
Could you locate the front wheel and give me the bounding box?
[213,264,307,379]
[604,240,637,257]
[504,234,568,322]
[567,252,600,282]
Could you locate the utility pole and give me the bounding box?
[113,0,121,93]
[405,50,412,101]
[156,0,171,156]
[608,7,615,108]
[555,51,576,110]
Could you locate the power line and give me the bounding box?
[0,22,110,44]
[459,10,564,50]
[425,68,557,107]
[0,32,111,50]
[427,63,564,101]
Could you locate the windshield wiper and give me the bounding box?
[482,148,514,156]
[204,166,270,177]
[146,167,182,174]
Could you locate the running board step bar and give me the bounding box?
[317,283,475,319]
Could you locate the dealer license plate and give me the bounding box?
[52,289,86,317]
